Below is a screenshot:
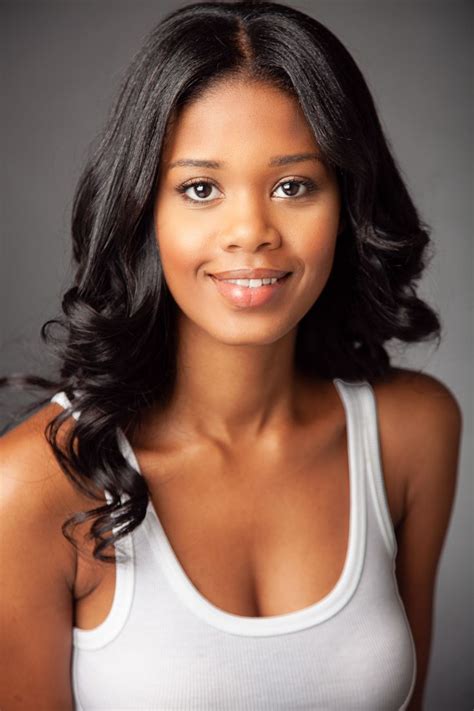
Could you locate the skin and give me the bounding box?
[153,77,343,448]
[0,76,462,711]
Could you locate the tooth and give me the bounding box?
[222,277,280,287]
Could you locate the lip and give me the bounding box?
[210,268,291,280]
[208,272,292,309]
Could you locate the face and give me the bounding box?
[154,79,342,346]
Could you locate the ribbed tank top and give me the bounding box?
[51,378,417,710]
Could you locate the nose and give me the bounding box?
[218,198,282,252]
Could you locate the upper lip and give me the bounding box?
[209,268,290,280]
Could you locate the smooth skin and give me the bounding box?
[0,79,462,710]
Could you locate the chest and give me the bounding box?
[73,418,406,630]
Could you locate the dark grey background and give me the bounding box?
[1,1,472,708]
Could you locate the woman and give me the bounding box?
[0,1,462,709]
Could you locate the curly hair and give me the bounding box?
[1,0,441,562]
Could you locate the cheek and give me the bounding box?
[291,205,340,309]
[154,204,202,288]
[159,234,197,276]
[308,230,338,273]
[300,203,340,273]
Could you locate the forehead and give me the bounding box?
[161,80,319,162]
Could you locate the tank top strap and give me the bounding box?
[333,377,369,495]
[50,389,122,508]
[340,379,398,559]
[50,390,81,419]
[51,390,140,468]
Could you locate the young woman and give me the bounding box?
[0,1,462,710]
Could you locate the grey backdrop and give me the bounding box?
[1,1,472,708]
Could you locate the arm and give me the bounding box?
[389,373,462,710]
[0,406,78,710]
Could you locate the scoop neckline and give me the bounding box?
[118,377,367,636]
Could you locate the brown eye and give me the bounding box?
[273,178,318,199]
[176,179,221,203]
[281,181,300,196]
[188,182,213,199]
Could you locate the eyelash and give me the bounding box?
[175,177,319,204]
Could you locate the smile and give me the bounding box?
[208,273,291,308]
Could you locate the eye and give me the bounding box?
[176,179,222,203]
[272,178,318,199]
[175,176,319,204]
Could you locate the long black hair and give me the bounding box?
[1,0,441,561]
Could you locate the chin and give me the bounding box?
[206,321,297,347]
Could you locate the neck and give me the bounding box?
[164,312,305,446]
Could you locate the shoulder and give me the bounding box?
[371,365,462,418]
[0,402,88,707]
[0,400,95,590]
[371,366,462,437]
[370,366,462,499]
[372,368,462,448]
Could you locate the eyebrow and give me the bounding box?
[167,152,323,170]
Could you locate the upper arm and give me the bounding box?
[385,371,463,710]
[0,405,78,710]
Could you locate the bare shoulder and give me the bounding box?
[369,366,462,506]
[0,401,92,708]
[0,401,84,588]
[1,401,112,589]
[372,365,462,415]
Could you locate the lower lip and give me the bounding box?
[209,274,291,308]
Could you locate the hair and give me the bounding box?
[1,0,441,562]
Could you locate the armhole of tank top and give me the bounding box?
[359,381,398,559]
[72,530,135,651]
[50,391,136,651]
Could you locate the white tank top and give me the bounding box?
[51,378,417,710]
